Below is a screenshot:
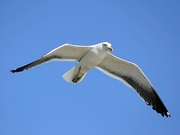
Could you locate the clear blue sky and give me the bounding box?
[1,0,180,135]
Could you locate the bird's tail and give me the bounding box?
[62,66,87,83]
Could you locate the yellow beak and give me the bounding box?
[108,46,113,51]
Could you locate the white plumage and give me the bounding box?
[11,42,170,117]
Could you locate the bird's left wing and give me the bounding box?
[96,52,170,117]
[11,44,92,73]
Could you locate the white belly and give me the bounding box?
[79,48,107,72]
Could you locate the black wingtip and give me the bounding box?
[10,68,21,73]
[10,69,15,73]
[165,112,171,117]
[152,106,171,117]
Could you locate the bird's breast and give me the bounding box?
[79,49,107,71]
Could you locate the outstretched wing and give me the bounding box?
[97,53,170,117]
[11,44,92,73]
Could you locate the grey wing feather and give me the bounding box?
[11,44,92,73]
[97,53,170,117]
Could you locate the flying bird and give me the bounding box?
[11,42,170,117]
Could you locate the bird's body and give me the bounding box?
[65,43,111,83]
[11,42,170,117]
[77,44,108,73]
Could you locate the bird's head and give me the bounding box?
[101,42,113,51]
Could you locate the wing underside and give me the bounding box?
[97,53,170,117]
[11,44,92,73]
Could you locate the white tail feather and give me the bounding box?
[62,67,76,83]
[62,66,87,83]
[76,72,87,83]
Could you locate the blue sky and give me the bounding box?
[1,0,180,135]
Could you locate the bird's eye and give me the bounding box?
[103,44,107,47]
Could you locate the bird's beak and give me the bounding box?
[108,46,113,51]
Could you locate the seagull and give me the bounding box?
[11,42,170,117]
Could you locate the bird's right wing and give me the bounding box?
[11,44,92,73]
[96,53,170,117]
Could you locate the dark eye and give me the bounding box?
[103,44,107,47]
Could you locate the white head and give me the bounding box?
[101,42,113,51]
